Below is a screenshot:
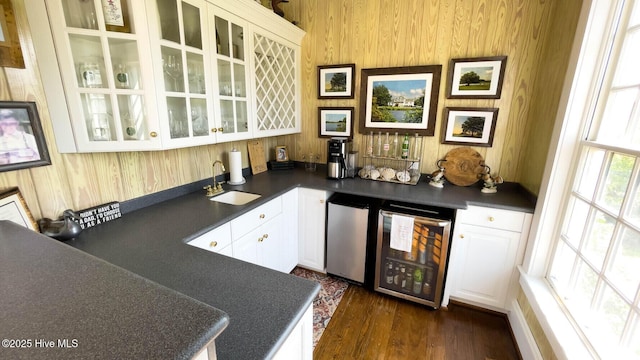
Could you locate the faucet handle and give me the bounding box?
[203,185,215,197]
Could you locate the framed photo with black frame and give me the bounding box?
[358,65,442,136]
[446,56,507,99]
[441,107,499,147]
[318,107,354,138]
[318,64,356,99]
[0,101,51,172]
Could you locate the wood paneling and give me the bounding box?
[284,0,581,196]
[516,0,584,195]
[0,0,581,220]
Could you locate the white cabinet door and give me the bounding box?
[147,0,218,149]
[250,27,301,137]
[258,214,284,272]
[297,188,331,272]
[232,226,260,265]
[232,214,283,272]
[40,0,162,152]
[209,6,253,141]
[281,189,299,273]
[448,222,522,310]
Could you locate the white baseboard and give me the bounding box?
[508,299,543,360]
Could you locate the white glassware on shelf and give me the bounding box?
[163,55,183,92]
[115,64,130,89]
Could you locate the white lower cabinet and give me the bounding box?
[187,222,232,256]
[233,213,284,271]
[281,189,299,273]
[297,188,332,272]
[444,206,532,312]
[273,302,313,360]
[230,190,298,273]
[188,190,298,273]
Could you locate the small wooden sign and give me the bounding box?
[77,202,122,229]
[247,140,267,175]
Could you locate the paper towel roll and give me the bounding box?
[228,148,245,185]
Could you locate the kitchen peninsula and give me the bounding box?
[0,221,228,360]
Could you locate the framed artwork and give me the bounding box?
[0,101,51,172]
[0,0,25,68]
[318,107,354,138]
[446,56,507,99]
[441,107,499,147]
[358,65,441,136]
[275,145,289,162]
[318,64,356,99]
[0,187,37,231]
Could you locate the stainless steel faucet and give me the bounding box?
[204,160,226,196]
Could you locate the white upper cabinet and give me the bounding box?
[250,27,301,137]
[209,7,252,142]
[41,0,162,152]
[146,0,217,149]
[30,0,304,153]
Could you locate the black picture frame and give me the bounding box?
[441,107,499,147]
[359,65,442,136]
[0,101,51,172]
[446,56,507,99]
[318,64,356,99]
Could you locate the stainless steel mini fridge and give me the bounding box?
[326,197,370,284]
[375,202,454,308]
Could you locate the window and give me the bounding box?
[546,0,640,358]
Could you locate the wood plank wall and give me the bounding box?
[278,0,582,196]
[1,0,581,222]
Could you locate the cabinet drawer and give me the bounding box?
[187,223,232,253]
[231,196,282,240]
[456,206,526,232]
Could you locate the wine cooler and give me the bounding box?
[375,202,454,308]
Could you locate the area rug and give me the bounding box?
[291,267,349,348]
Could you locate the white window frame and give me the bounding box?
[517,0,637,359]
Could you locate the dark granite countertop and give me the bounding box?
[63,167,535,359]
[0,220,228,360]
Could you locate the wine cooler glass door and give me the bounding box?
[375,207,452,308]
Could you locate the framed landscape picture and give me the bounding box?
[441,107,499,147]
[318,64,355,99]
[446,56,507,99]
[318,107,354,138]
[358,65,441,136]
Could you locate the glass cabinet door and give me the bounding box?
[49,0,159,151]
[153,0,213,145]
[212,9,250,141]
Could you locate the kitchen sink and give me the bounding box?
[209,191,261,205]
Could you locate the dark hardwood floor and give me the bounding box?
[314,285,520,360]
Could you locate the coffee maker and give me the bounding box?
[327,138,350,179]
